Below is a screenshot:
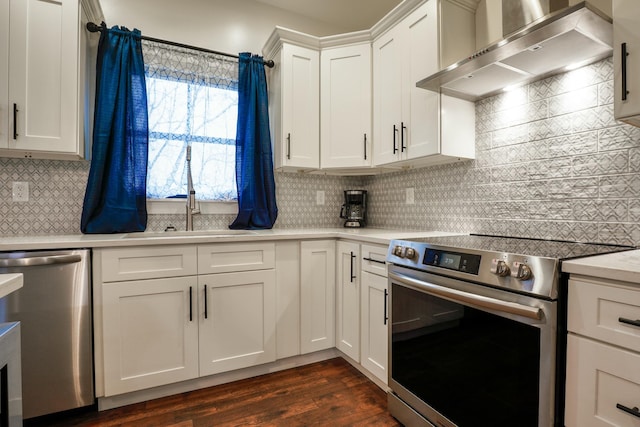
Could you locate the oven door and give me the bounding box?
[388,266,558,427]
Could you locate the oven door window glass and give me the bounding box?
[391,284,541,427]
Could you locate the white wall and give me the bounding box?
[100,0,346,56]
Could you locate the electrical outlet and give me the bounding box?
[316,190,325,205]
[406,187,415,205]
[12,181,29,202]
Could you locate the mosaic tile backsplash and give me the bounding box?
[1,58,640,245]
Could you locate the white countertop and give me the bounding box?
[562,249,640,284]
[0,274,23,299]
[0,228,461,251]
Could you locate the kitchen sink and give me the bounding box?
[123,229,257,238]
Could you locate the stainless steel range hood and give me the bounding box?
[417,1,613,101]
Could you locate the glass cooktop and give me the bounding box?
[401,234,635,261]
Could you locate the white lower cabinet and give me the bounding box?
[360,244,389,384]
[95,243,276,397]
[336,241,360,361]
[360,271,388,384]
[102,276,199,396]
[300,240,336,354]
[565,276,640,426]
[95,238,390,400]
[198,270,276,376]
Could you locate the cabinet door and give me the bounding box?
[361,271,388,384]
[280,44,319,169]
[404,0,440,160]
[336,241,360,361]
[198,270,276,376]
[300,240,335,354]
[7,0,81,157]
[0,0,8,148]
[373,28,403,166]
[614,0,640,125]
[101,277,199,396]
[320,44,372,169]
[565,334,640,427]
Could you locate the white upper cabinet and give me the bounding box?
[613,0,640,127]
[373,0,475,167]
[264,30,320,171]
[264,0,475,174]
[320,42,372,170]
[1,0,97,159]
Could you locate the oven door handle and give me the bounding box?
[389,272,543,321]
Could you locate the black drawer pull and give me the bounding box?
[189,286,193,322]
[619,317,640,328]
[392,125,398,154]
[616,403,640,419]
[363,257,386,265]
[350,252,356,282]
[13,103,18,140]
[204,284,208,319]
[622,42,629,101]
[363,133,367,160]
[384,288,388,325]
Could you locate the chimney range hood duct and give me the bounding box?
[417,1,612,101]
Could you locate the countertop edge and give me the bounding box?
[562,249,640,284]
[0,229,463,252]
[0,274,23,299]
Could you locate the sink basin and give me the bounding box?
[123,229,257,238]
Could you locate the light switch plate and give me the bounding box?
[12,181,29,202]
[406,187,415,205]
[316,190,325,205]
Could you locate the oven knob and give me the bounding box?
[393,246,406,258]
[490,259,510,277]
[404,247,417,260]
[511,262,533,280]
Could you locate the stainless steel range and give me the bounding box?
[386,234,633,427]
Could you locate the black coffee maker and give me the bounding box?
[340,190,367,228]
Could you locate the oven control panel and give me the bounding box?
[422,249,481,275]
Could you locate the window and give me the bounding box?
[142,40,239,202]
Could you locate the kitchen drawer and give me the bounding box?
[565,334,640,427]
[98,246,198,282]
[197,243,275,274]
[568,278,640,353]
[361,244,388,277]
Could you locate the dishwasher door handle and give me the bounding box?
[0,254,82,268]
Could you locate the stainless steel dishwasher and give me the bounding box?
[0,249,94,419]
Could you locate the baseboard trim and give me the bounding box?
[97,348,339,411]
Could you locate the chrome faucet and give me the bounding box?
[186,145,200,231]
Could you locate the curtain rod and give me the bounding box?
[86,22,275,68]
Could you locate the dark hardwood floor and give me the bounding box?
[29,358,402,427]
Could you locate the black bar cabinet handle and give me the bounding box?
[189,286,193,322]
[384,288,388,325]
[401,121,406,152]
[350,252,356,282]
[616,403,640,418]
[13,103,18,140]
[392,125,398,154]
[204,284,208,319]
[619,317,640,328]
[363,256,386,265]
[286,133,291,159]
[622,43,629,101]
[363,134,367,160]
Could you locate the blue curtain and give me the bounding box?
[81,25,149,234]
[230,53,278,229]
